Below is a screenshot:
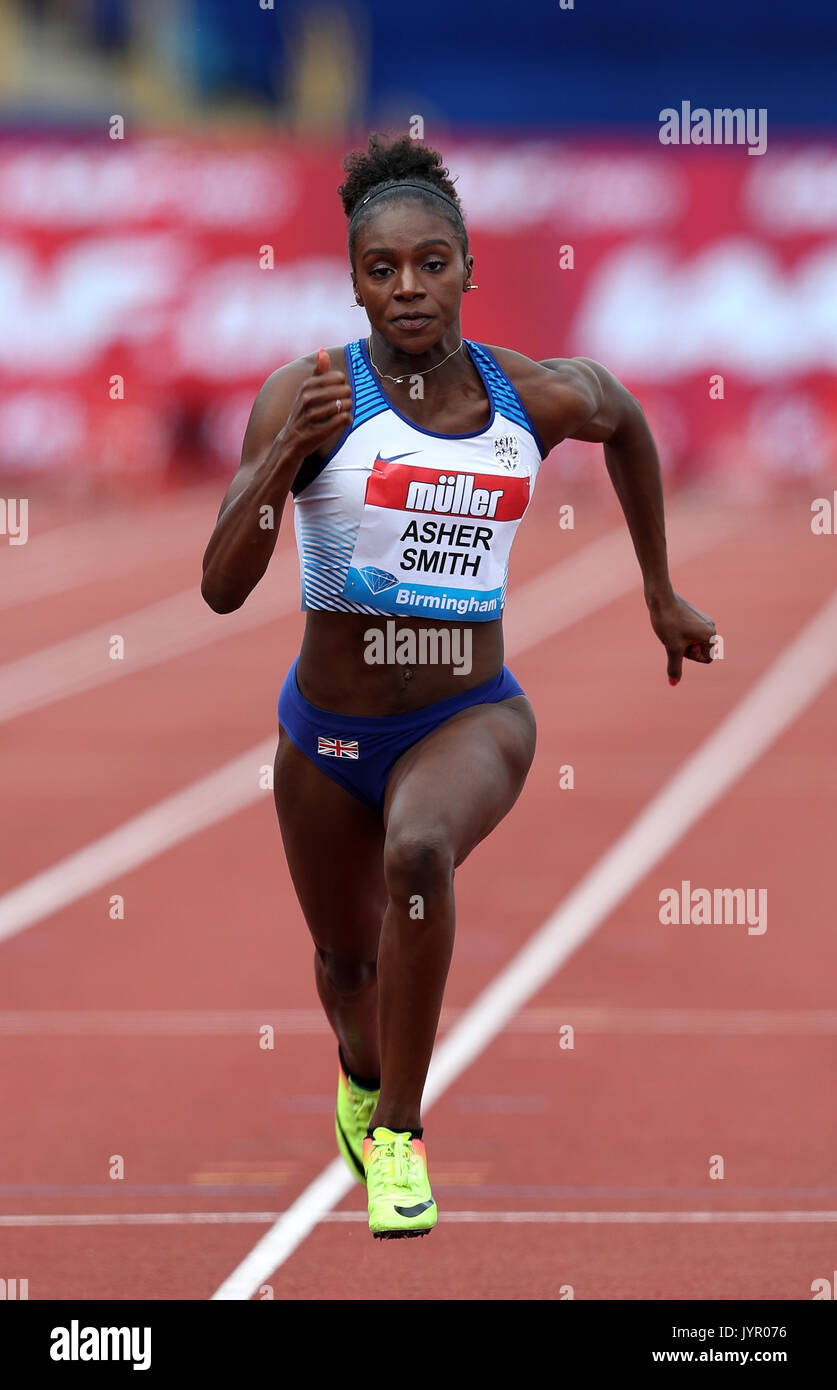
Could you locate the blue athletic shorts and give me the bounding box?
[277,656,526,811]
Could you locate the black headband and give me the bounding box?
[350,180,463,224]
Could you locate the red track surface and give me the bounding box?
[1,480,834,1300]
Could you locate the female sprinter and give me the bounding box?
[201,134,715,1239]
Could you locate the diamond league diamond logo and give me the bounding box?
[360,566,398,594]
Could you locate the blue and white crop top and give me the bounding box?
[290,338,545,622]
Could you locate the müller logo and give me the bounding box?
[406,474,505,519]
[366,457,530,521]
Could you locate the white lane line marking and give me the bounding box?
[211,588,837,1299]
[0,488,220,610]
[0,502,729,724]
[1,1210,833,1228]
[0,507,735,942]
[497,1006,837,1036]
[0,549,299,724]
[0,746,270,944]
[501,501,740,654]
[0,1007,835,1036]
[327,1210,837,1224]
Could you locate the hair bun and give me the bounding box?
[338,133,468,264]
[338,132,462,220]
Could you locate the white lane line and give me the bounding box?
[0,549,299,724]
[327,1210,837,1224]
[0,1007,836,1036]
[0,506,735,942]
[499,1006,837,1036]
[0,501,730,725]
[0,488,221,610]
[0,746,271,945]
[211,588,837,1299]
[1,1210,834,1228]
[500,500,741,655]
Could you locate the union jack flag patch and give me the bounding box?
[317,735,359,760]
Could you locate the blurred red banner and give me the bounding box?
[1,135,835,490]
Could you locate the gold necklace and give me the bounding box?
[367,336,464,385]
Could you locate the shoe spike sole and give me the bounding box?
[372,1229,432,1240]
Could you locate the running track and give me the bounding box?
[1,477,834,1301]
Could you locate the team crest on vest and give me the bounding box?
[494,434,520,470]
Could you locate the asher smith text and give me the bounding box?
[399,518,492,577]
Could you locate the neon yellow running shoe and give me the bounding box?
[362,1127,437,1239]
[335,1060,379,1184]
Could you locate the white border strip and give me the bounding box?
[211,588,837,1298]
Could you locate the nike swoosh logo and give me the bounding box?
[393,1199,436,1218]
[374,451,421,465]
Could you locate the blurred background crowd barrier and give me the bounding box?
[0,0,835,497]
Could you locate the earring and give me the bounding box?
[464,283,480,291]
[350,300,363,308]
